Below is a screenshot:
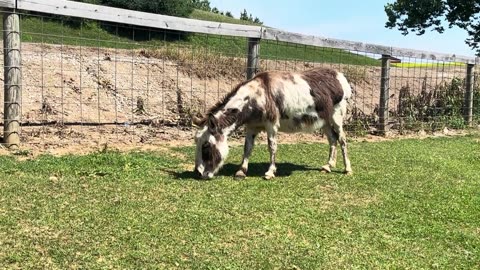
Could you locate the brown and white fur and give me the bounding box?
[193,67,352,180]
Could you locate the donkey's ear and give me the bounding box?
[192,115,204,127]
[207,115,218,133]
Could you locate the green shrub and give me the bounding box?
[396,77,469,131]
[345,106,375,136]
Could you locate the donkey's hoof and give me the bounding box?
[321,165,332,173]
[234,170,247,180]
[344,170,353,176]
[263,173,275,180]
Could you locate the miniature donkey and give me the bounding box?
[193,67,352,180]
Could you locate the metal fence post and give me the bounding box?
[3,9,22,148]
[246,37,260,80]
[464,63,475,126]
[378,54,391,135]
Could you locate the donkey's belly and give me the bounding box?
[278,113,326,133]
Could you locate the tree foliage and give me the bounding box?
[73,0,194,17]
[240,9,249,21]
[240,9,263,24]
[385,0,480,55]
[73,0,263,25]
[101,0,194,17]
[192,0,211,12]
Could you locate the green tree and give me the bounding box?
[253,17,262,24]
[192,0,211,12]
[99,0,194,17]
[225,11,233,18]
[240,9,249,21]
[385,0,480,55]
[239,9,262,24]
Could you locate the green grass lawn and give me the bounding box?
[12,11,380,66]
[0,135,479,269]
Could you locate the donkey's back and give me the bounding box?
[243,68,352,134]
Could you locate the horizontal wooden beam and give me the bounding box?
[390,46,477,64]
[0,0,477,64]
[0,0,15,9]
[262,28,392,56]
[16,0,262,38]
[263,28,477,64]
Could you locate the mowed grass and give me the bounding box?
[0,135,479,269]
[13,13,380,66]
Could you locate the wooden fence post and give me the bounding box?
[3,9,22,148]
[464,63,475,126]
[378,54,391,135]
[246,37,260,80]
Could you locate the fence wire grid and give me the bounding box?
[1,10,479,149]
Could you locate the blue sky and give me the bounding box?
[210,0,476,57]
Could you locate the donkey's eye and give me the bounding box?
[202,142,209,150]
[227,108,239,114]
[201,142,212,160]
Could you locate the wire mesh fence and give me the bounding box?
[5,11,252,148]
[1,8,479,149]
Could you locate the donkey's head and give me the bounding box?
[193,114,229,179]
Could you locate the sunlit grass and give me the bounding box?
[0,135,479,269]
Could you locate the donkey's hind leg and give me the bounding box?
[332,101,352,175]
[321,125,338,173]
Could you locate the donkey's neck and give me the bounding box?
[213,109,243,137]
[220,122,237,137]
[209,88,250,138]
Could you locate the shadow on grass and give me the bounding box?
[170,162,324,180]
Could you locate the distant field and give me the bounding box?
[0,135,479,268]
[12,11,380,67]
[392,62,466,68]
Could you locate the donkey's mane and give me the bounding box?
[198,78,254,126]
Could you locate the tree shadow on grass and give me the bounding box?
[171,162,323,180]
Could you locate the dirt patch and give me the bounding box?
[3,124,475,158]
[0,42,473,153]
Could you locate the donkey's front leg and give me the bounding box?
[235,129,257,180]
[264,125,278,180]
